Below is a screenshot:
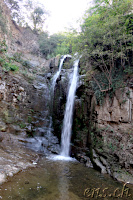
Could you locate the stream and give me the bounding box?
[0,154,133,200]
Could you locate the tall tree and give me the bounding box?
[5,0,48,31]
[5,0,23,25]
[31,7,46,31]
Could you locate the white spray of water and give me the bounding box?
[51,55,72,92]
[61,59,79,157]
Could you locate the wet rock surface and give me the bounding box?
[22,132,61,155]
[0,132,40,185]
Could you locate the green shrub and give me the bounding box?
[0,41,19,72]
[0,40,8,53]
[19,123,26,129]
[0,57,5,65]
[9,64,19,71]
[3,62,19,72]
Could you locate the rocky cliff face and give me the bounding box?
[0,68,50,135]
[92,87,133,182]
[0,59,52,185]
[0,0,49,74]
[72,79,133,183]
[0,0,39,56]
[0,0,61,137]
[96,87,133,125]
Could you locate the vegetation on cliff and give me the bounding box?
[0,40,19,72]
[74,0,133,104]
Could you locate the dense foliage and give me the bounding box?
[38,32,74,59]
[74,0,133,104]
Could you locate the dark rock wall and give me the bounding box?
[73,81,133,183]
[51,57,73,141]
[0,69,50,135]
[52,70,70,141]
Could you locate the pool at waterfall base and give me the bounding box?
[0,155,133,200]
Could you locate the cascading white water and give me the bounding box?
[51,55,71,92]
[61,59,79,157]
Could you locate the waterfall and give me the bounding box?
[61,59,79,157]
[51,55,71,92]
